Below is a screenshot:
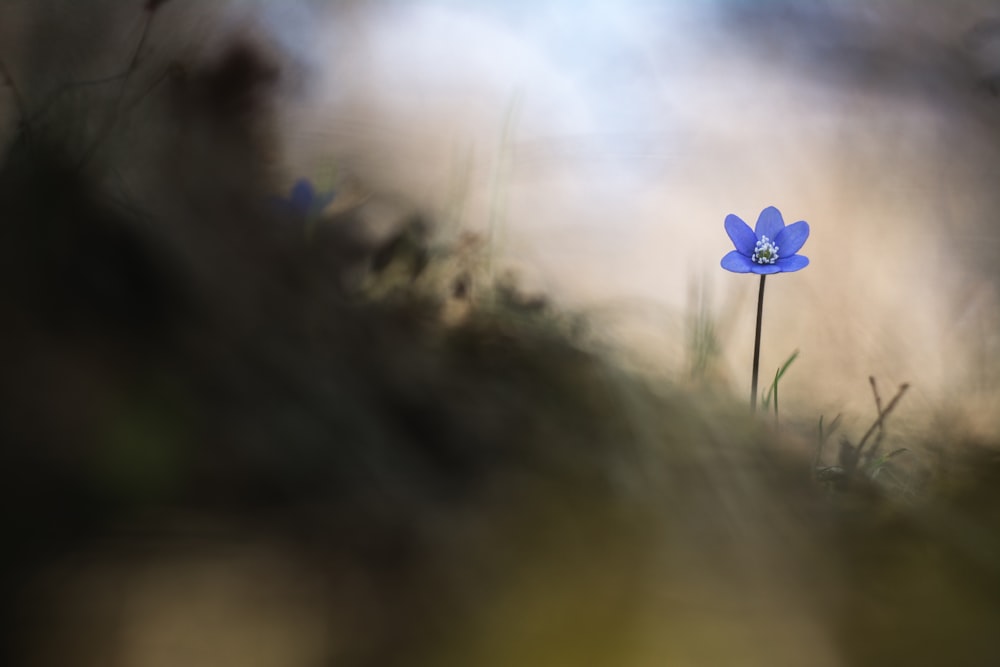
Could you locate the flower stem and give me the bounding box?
[751,274,766,412]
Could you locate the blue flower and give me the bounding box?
[275,178,335,218]
[721,206,810,274]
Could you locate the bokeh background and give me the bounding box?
[6,0,999,426]
[270,0,1000,432]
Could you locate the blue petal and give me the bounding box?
[754,206,785,241]
[775,254,809,272]
[721,250,754,272]
[289,179,315,213]
[750,263,782,275]
[724,214,757,255]
[774,221,809,257]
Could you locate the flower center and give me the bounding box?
[753,236,779,264]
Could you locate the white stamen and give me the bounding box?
[753,235,779,264]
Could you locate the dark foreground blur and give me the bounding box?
[2,3,1000,666]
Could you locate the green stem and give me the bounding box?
[751,274,766,412]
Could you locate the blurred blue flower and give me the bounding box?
[275,178,335,218]
[721,206,810,274]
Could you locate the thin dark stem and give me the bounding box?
[856,382,909,457]
[0,59,28,133]
[76,10,156,170]
[868,375,885,454]
[750,274,766,412]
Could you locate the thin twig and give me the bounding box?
[21,3,172,133]
[869,376,884,417]
[76,10,157,169]
[869,375,886,453]
[27,72,131,127]
[0,59,28,133]
[856,382,910,456]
